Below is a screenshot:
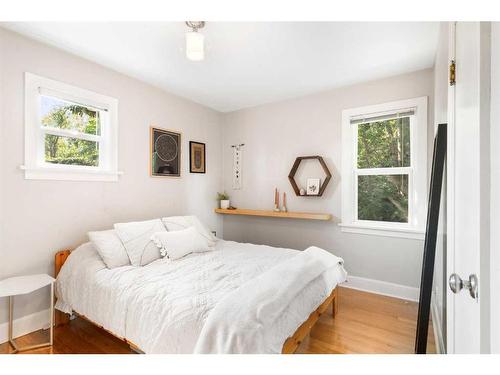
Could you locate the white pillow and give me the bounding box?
[161,215,216,244]
[88,229,131,269]
[151,226,214,260]
[114,219,166,266]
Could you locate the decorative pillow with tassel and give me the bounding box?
[151,226,214,260]
[114,219,166,266]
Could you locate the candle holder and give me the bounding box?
[273,188,281,212]
[281,192,288,212]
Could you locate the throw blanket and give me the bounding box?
[194,246,345,354]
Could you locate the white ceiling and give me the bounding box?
[3,22,439,112]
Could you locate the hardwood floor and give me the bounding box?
[0,287,435,354]
[296,287,436,354]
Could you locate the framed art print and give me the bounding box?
[189,141,206,174]
[306,178,321,195]
[150,127,181,177]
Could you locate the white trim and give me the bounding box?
[0,308,50,344]
[490,21,500,355]
[446,21,456,354]
[341,96,428,238]
[350,108,415,124]
[355,167,412,175]
[24,73,120,182]
[339,223,424,240]
[431,297,446,354]
[20,166,122,182]
[38,86,111,112]
[342,275,420,302]
[41,126,102,143]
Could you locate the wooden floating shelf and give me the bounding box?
[214,208,332,221]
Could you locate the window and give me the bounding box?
[341,97,427,239]
[24,73,119,181]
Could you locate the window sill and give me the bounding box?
[339,223,425,240]
[20,166,123,182]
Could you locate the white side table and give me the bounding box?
[0,274,55,353]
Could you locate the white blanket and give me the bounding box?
[56,240,347,353]
[194,246,344,354]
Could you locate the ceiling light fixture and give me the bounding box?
[185,21,206,61]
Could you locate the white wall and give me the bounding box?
[221,69,434,288]
[0,28,224,324]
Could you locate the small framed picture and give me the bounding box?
[189,141,206,174]
[306,178,321,195]
[150,127,181,177]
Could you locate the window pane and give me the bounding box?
[357,174,408,223]
[45,134,99,167]
[41,95,101,136]
[357,116,410,168]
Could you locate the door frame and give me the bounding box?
[491,22,500,354]
[446,21,492,354]
[445,21,456,354]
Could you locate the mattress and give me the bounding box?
[55,239,346,353]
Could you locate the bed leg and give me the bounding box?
[129,343,144,354]
[54,249,72,327]
[332,290,339,318]
[55,311,70,327]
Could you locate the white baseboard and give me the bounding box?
[342,275,420,302]
[0,277,419,344]
[0,308,50,344]
[431,298,445,354]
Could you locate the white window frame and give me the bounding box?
[23,73,120,181]
[340,97,428,239]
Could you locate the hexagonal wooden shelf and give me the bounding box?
[288,155,332,197]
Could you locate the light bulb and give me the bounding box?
[186,31,204,61]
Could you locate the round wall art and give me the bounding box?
[150,127,181,177]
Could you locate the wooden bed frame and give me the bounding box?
[54,249,338,354]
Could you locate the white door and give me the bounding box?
[447,21,490,353]
[491,22,500,354]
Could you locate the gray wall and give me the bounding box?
[0,26,437,330]
[0,28,224,324]
[221,69,435,288]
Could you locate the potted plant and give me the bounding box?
[217,192,230,209]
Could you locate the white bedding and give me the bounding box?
[194,246,344,353]
[55,240,347,354]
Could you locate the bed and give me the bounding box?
[54,239,346,354]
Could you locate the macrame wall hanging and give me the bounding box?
[231,143,244,190]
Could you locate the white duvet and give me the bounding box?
[56,240,347,354]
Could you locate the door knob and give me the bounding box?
[449,273,478,299]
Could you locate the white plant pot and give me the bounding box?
[220,200,230,209]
